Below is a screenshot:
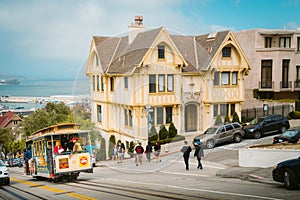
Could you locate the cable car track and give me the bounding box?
[0,185,48,200]
[64,180,215,200]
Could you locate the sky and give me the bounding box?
[0,0,300,80]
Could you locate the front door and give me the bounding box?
[185,104,198,132]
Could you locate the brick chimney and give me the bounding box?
[128,16,145,44]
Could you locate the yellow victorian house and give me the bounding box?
[86,17,251,157]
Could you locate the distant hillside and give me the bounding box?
[0,73,26,80]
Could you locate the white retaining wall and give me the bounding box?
[239,148,300,168]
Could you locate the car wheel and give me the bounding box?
[253,131,261,139]
[233,134,242,143]
[280,126,287,133]
[6,178,10,186]
[284,168,297,190]
[206,140,215,149]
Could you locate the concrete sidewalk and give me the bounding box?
[216,166,275,184]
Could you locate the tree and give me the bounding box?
[214,115,223,125]
[168,122,177,138]
[23,102,73,136]
[0,128,14,155]
[159,124,168,140]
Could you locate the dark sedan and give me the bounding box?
[273,128,300,144]
[272,157,300,189]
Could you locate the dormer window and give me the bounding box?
[222,47,231,57]
[158,45,165,59]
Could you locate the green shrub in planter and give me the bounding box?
[159,124,168,140]
[168,122,177,138]
[214,115,223,125]
[149,125,158,142]
[288,111,300,119]
[232,112,240,123]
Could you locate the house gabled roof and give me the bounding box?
[90,28,245,75]
[0,111,23,128]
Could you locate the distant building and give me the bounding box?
[235,29,300,108]
[86,16,251,157]
[0,110,24,140]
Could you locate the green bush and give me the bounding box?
[149,125,158,142]
[168,122,177,138]
[159,124,168,140]
[253,89,259,99]
[287,111,300,119]
[214,115,223,125]
[152,135,185,146]
[108,135,116,159]
[224,113,231,123]
[97,137,106,160]
[232,112,240,123]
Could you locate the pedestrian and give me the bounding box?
[29,157,35,175]
[145,142,152,162]
[23,148,27,176]
[24,146,32,175]
[180,141,192,171]
[153,142,161,162]
[135,142,144,166]
[112,144,117,160]
[193,141,204,170]
[117,141,125,163]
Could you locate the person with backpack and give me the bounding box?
[193,141,204,170]
[145,142,152,162]
[153,142,161,162]
[180,141,192,171]
[135,142,144,166]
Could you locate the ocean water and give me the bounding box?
[0,79,90,97]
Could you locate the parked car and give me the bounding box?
[243,114,290,139]
[0,160,10,185]
[193,122,245,149]
[273,128,300,144]
[272,157,300,189]
[3,159,9,167]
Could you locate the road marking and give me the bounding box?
[11,177,97,200]
[173,160,226,170]
[160,171,210,177]
[101,178,284,200]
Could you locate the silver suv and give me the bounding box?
[193,122,245,149]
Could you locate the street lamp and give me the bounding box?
[145,105,153,143]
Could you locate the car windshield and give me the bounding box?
[0,160,4,166]
[249,117,264,125]
[282,130,298,137]
[204,127,218,134]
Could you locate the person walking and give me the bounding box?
[112,145,117,160]
[117,141,125,163]
[145,142,152,162]
[193,141,204,170]
[153,142,161,162]
[135,142,144,166]
[181,141,192,171]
